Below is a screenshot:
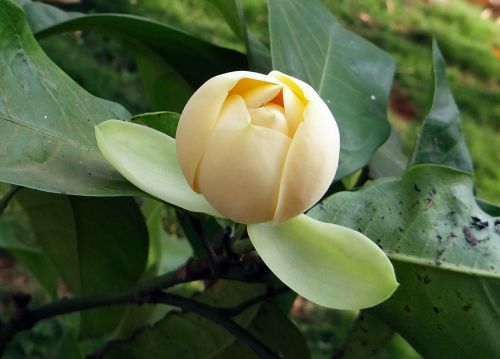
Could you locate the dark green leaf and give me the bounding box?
[369,129,408,178]
[337,313,395,359]
[0,0,136,195]
[214,302,309,359]
[309,165,500,357]
[410,41,473,173]
[130,44,192,113]
[130,111,180,138]
[32,13,247,89]
[17,190,149,337]
[268,0,394,179]
[476,198,500,216]
[0,217,59,297]
[104,280,309,359]
[22,1,80,33]
[176,211,223,258]
[211,0,271,73]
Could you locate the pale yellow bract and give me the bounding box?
[176,71,340,224]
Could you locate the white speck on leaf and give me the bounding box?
[370,95,376,100]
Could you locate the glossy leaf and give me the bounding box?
[0,0,136,195]
[268,0,394,179]
[95,120,219,217]
[309,165,500,357]
[410,41,473,172]
[130,111,180,138]
[32,11,247,89]
[16,190,149,337]
[248,215,398,309]
[104,280,309,359]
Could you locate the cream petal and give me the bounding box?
[282,87,305,136]
[241,84,282,109]
[273,96,340,224]
[176,71,280,190]
[269,70,307,102]
[197,95,291,224]
[249,104,289,136]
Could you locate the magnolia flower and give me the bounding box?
[95,71,397,309]
[176,71,339,224]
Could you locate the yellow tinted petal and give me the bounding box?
[241,84,282,108]
[197,95,291,224]
[273,98,339,223]
[283,87,305,136]
[176,71,280,189]
[249,104,289,137]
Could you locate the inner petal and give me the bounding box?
[241,84,282,108]
[249,104,289,137]
[196,95,291,224]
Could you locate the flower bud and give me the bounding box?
[176,71,339,224]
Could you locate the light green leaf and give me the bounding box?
[247,215,398,309]
[95,120,219,217]
[268,0,394,179]
[410,40,473,172]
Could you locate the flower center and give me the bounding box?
[249,104,289,137]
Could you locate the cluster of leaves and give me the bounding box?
[0,0,498,358]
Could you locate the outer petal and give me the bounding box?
[176,71,281,189]
[248,215,398,309]
[95,120,219,216]
[273,92,339,223]
[197,95,291,224]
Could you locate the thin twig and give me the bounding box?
[153,292,281,359]
[0,255,278,358]
[0,256,212,353]
[0,186,22,215]
[221,286,289,316]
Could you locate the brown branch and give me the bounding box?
[0,254,279,358]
